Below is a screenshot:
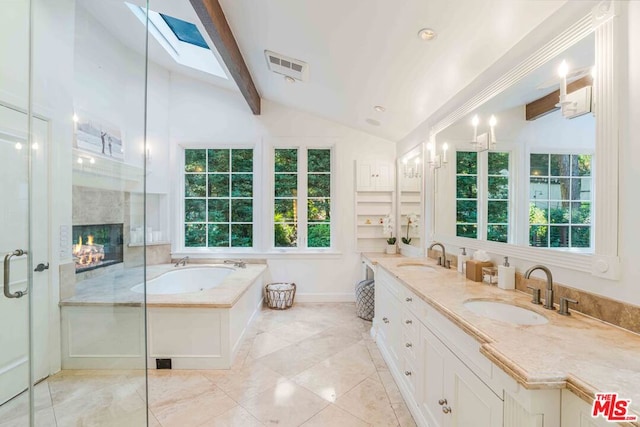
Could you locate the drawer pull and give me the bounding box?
[405,297,413,302]
[405,319,412,325]
[442,406,452,414]
[438,399,448,406]
[404,370,412,376]
[382,317,389,324]
[405,342,412,348]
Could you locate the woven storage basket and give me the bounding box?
[265,282,296,310]
[355,279,375,321]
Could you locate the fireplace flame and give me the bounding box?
[72,234,105,269]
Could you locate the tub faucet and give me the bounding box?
[224,259,246,268]
[524,265,555,310]
[175,256,189,267]
[428,242,449,269]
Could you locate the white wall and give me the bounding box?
[168,75,396,300]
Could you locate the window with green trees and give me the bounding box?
[529,153,591,248]
[456,151,478,238]
[487,152,510,243]
[274,148,331,249]
[184,148,253,248]
[456,151,510,242]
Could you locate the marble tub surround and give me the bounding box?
[60,263,267,308]
[364,254,640,421]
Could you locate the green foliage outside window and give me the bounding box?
[273,148,331,248]
[528,154,591,248]
[184,148,253,248]
[456,151,478,238]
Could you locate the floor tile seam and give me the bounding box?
[47,379,60,427]
[289,399,331,427]
[391,402,414,427]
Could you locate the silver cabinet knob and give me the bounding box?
[404,371,412,376]
[382,317,389,323]
[438,399,448,406]
[405,319,412,324]
[442,406,452,414]
[405,297,413,302]
[405,342,412,348]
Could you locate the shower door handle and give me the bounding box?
[4,249,28,299]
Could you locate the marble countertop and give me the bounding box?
[364,254,640,422]
[60,263,267,308]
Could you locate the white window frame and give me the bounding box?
[523,148,594,252]
[178,144,260,254]
[454,149,514,243]
[268,140,337,253]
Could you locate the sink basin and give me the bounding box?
[397,263,437,272]
[463,300,548,325]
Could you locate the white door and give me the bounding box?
[0,104,50,406]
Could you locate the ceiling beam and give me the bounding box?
[525,75,593,121]
[189,0,261,115]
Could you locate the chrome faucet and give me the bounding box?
[175,256,189,267]
[224,259,246,268]
[524,265,555,310]
[428,242,449,269]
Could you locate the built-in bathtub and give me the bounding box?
[60,263,267,370]
[130,266,235,295]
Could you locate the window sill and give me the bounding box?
[171,250,344,260]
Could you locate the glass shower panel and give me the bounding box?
[0,0,37,425]
[40,0,150,425]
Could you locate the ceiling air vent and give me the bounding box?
[265,50,308,82]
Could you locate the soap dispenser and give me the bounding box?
[498,256,515,290]
[457,247,469,273]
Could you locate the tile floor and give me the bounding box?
[0,303,416,427]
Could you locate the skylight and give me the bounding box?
[160,14,209,50]
[126,3,227,79]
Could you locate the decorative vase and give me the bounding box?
[386,244,396,254]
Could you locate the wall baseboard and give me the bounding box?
[294,293,355,303]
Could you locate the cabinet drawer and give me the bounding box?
[400,310,419,342]
[401,357,418,396]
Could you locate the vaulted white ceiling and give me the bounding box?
[81,0,569,141]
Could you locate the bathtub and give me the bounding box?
[60,263,267,370]
[130,266,235,295]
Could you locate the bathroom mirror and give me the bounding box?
[398,145,424,253]
[427,2,620,278]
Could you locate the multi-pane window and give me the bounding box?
[274,148,331,249]
[487,152,510,243]
[529,153,592,248]
[456,151,478,238]
[184,149,253,248]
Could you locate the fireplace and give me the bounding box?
[72,224,124,273]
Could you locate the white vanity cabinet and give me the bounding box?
[420,324,503,427]
[561,390,612,427]
[373,265,565,427]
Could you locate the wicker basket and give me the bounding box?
[265,282,296,310]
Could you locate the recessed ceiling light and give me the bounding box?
[418,28,437,41]
[366,118,381,126]
[284,76,296,84]
[373,105,386,113]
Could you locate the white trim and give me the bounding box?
[428,1,621,279]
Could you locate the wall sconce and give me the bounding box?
[403,156,422,178]
[470,114,497,151]
[556,60,593,119]
[427,142,448,169]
